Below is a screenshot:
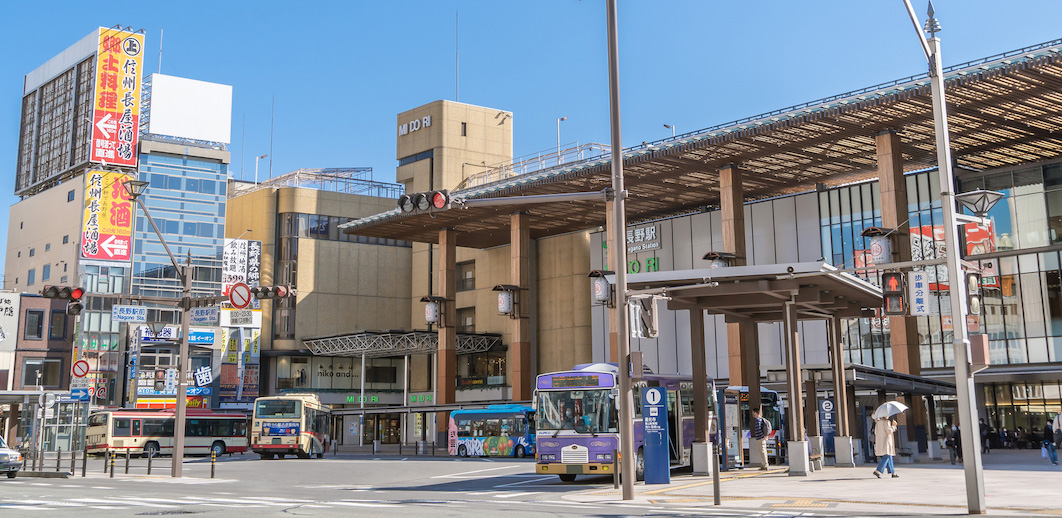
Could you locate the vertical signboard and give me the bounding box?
[908,271,930,316]
[222,239,263,295]
[90,28,144,167]
[0,293,20,353]
[81,171,133,262]
[819,399,837,454]
[640,387,670,484]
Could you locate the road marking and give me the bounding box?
[91,486,114,490]
[0,506,56,511]
[332,501,399,508]
[493,476,555,488]
[533,501,604,509]
[431,465,522,479]
[29,483,52,486]
[493,491,538,498]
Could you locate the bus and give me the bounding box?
[85,409,248,457]
[448,404,536,458]
[251,394,329,459]
[725,386,785,463]
[534,362,716,482]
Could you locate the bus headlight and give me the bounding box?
[540,454,556,461]
[596,453,613,461]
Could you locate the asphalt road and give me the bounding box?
[0,454,843,517]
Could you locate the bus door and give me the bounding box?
[666,390,680,463]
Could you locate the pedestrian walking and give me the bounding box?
[750,407,772,470]
[979,418,991,454]
[1044,422,1059,465]
[872,417,898,479]
[947,425,963,465]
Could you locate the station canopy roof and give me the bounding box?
[342,38,1062,249]
[304,330,503,359]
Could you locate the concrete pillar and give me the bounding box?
[805,379,819,437]
[719,165,760,409]
[436,228,457,440]
[828,316,856,467]
[690,308,711,475]
[875,129,927,440]
[784,300,808,476]
[510,213,532,401]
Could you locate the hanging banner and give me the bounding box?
[222,239,263,295]
[90,27,144,167]
[0,292,21,353]
[81,171,133,262]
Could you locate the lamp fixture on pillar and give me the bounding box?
[702,251,737,269]
[492,285,520,318]
[146,321,167,339]
[588,270,615,307]
[122,179,149,200]
[954,189,1004,218]
[420,296,446,326]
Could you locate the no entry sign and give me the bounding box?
[230,282,251,309]
[72,359,90,378]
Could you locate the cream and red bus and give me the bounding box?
[251,394,329,459]
[86,408,248,457]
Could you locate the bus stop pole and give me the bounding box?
[605,0,634,500]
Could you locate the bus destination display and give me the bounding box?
[551,374,601,388]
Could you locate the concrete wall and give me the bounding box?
[5,177,84,293]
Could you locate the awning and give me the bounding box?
[304,330,503,359]
[763,363,957,396]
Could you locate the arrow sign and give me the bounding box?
[99,234,125,258]
[71,388,90,401]
[95,112,116,138]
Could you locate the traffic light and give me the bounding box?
[881,272,906,316]
[41,285,85,316]
[397,189,450,214]
[966,272,982,316]
[251,285,296,300]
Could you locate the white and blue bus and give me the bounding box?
[448,404,536,458]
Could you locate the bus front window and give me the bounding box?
[256,399,300,419]
[537,390,615,433]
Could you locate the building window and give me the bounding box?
[456,307,475,334]
[49,311,67,340]
[45,243,50,251]
[67,189,75,202]
[60,275,68,284]
[458,351,506,387]
[461,122,467,137]
[24,310,45,340]
[457,261,475,291]
[63,235,69,244]
[22,358,62,388]
[42,264,50,282]
[29,248,35,257]
[27,268,35,286]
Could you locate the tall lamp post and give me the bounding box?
[605,0,635,500]
[556,116,568,164]
[122,178,194,478]
[254,154,268,185]
[664,124,675,138]
[901,1,985,513]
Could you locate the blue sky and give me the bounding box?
[3,1,1062,278]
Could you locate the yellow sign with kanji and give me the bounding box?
[81,170,133,262]
[90,27,144,167]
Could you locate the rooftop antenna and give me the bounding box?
[455,10,459,102]
[158,27,163,74]
[269,95,275,179]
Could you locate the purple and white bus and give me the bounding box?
[533,363,716,482]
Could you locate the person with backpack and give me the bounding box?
[751,407,772,471]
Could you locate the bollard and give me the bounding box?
[57,447,62,472]
[125,449,130,474]
[70,448,76,475]
[38,446,44,471]
[147,451,152,475]
[432,441,435,456]
[103,451,109,474]
[81,449,87,477]
[613,449,619,489]
[333,441,338,456]
[210,451,216,479]
[109,451,115,478]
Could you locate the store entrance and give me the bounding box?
[364,413,402,444]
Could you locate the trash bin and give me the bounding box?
[372,440,381,453]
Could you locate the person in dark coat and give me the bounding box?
[1044,423,1058,465]
[946,425,962,465]
[979,418,991,454]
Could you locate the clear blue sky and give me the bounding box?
[3,1,1062,277]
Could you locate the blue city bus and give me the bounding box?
[448,404,536,458]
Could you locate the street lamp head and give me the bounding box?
[955,189,1005,218]
[559,116,567,122]
[122,179,149,201]
[924,0,941,36]
[663,124,673,129]
[258,154,268,159]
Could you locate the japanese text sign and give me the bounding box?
[90,28,144,167]
[908,271,930,316]
[81,171,133,262]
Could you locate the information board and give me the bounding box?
[640,387,670,484]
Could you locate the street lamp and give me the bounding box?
[955,189,1005,219]
[122,178,194,478]
[254,154,268,185]
[664,124,675,138]
[556,116,568,164]
[901,1,986,513]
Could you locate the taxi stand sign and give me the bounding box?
[640,387,670,484]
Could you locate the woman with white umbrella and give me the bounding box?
[872,401,907,479]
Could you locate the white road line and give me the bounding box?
[29,483,52,486]
[60,484,81,488]
[493,476,555,488]
[532,501,604,509]
[199,503,267,508]
[0,506,56,510]
[431,465,522,479]
[493,491,539,498]
[90,486,113,489]
[331,501,399,508]
[5,500,86,507]
[192,497,291,506]
[302,504,329,508]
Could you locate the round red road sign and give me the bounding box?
[230,282,251,309]
[72,359,90,378]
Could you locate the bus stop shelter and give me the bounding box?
[617,260,883,475]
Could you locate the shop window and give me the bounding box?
[24,310,44,340]
[21,358,61,388]
[456,307,475,334]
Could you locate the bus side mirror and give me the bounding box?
[531,395,538,411]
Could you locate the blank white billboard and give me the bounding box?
[148,74,232,144]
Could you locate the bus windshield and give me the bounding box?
[537,389,614,433]
[256,399,300,419]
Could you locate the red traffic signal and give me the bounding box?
[881,272,904,295]
[397,190,450,213]
[42,285,85,300]
[250,285,296,300]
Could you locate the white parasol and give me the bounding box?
[873,401,909,420]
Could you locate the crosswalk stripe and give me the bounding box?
[332,501,399,508]
[493,492,539,498]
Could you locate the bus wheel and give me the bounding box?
[277,453,285,459]
[296,450,311,459]
[259,453,274,460]
[515,445,526,458]
[457,445,468,457]
[211,442,226,457]
[558,474,577,482]
[635,447,645,482]
[143,442,160,458]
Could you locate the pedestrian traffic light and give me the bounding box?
[966,272,982,316]
[397,190,450,214]
[41,285,85,315]
[881,272,906,316]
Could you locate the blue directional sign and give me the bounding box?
[70,388,90,401]
[640,387,670,484]
[819,399,837,454]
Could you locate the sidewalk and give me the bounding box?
[567,449,1062,515]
